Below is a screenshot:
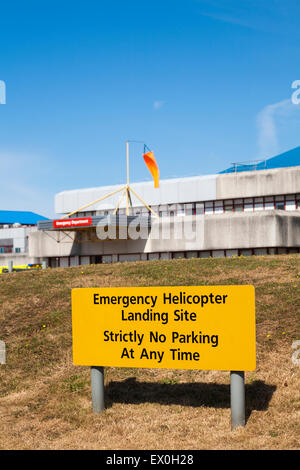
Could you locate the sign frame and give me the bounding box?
[71,285,256,429]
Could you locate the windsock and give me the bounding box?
[143,151,159,188]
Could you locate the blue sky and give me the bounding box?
[1,0,300,217]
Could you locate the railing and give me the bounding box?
[228,159,267,173]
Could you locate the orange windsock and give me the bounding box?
[143,151,159,188]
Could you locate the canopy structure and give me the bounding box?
[37,141,158,236]
[37,214,152,232]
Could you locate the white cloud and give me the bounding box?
[153,100,165,110]
[256,97,300,159]
[0,80,6,104]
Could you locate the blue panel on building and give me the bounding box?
[220,146,300,173]
[0,211,49,225]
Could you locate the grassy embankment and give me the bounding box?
[0,255,299,449]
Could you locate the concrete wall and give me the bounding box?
[0,252,42,267]
[55,166,300,215]
[55,175,218,214]
[216,166,300,200]
[29,211,300,258]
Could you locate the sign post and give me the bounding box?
[230,371,245,429]
[72,285,256,428]
[91,366,105,413]
[0,341,6,365]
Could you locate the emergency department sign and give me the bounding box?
[71,285,256,371]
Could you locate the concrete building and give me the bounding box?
[0,211,48,266]
[29,146,300,267]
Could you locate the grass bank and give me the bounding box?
[0,255,299,449]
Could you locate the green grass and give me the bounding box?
[0,256,299,380]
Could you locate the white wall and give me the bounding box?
[55,175,217,214]
[0,227,37,252]
[55,166,300,216]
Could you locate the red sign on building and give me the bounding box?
[53,218,92,228]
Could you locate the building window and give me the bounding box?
[234,199,243,212]
[214,201,224,214]
[239,249,253,257]
[204,201,214,214]
[224,199,233,212]
[199,251,210,258]
[185,208,194,215]
[212,250,225,258]
[226,249,238,257]
[264,196,274,210]
[119,254,141,262]
[254,248,267,256]
[186,251,198,258]
[285,195,296,211]
[254,197,264,211]
[275,201,285,210]
[149,253,159,260]
[0,246,12,253]
[244,198,254,212]
[172,252,185,259]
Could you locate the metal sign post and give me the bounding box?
[72,286,255,427]
[89,367,246,428]
[91,366,105,413]
[230,371,245,429]
[0,341,6,365]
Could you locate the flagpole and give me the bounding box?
[125,140,159,218]
[62,140,159,220]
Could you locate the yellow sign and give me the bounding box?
[72,285,256,371]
